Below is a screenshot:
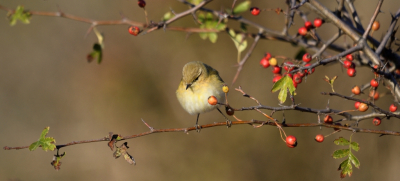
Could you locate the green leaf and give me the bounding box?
[349,152,360,168]
[233,34,247,53]
[271,75,296,104]
[199,32,208,40]
[334,137,350,146]
[228,29,236,37]
[198,13,205,23]
[332,149,350,159]
[208,32,218,43]
[233,1,251,14]
[350,141,360,151]
[205,12,214,20]
[87,43,103,64]
[162,12,174,21]
[338,158,353,178]
[29,127,56,151]
[189,0,202,5]
[215,22,226,31]
[8,6,31,26]
[294,48,307,60]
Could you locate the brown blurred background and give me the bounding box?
[1,0,400,180]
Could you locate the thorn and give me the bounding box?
[141,118,154,132]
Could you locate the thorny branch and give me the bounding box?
[2,0,400,160]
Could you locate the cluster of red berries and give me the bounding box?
[342,54,356,77]
[260,52,316,88]
[298,18,323,36]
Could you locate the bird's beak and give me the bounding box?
[185,84,192,90]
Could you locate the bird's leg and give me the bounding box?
[195,114,201,133]
[217,107,232,128]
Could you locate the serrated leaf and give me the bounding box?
[350,141,360,151]
[339,158,353,178]
[208,32,218,43]
[29,127,56,151]
[349,152,360,168]
[233,1,251,14]
[334,137,350,146]
[332,149,350,159]
[271,75,296,103]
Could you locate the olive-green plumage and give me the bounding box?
[176,61,225,116]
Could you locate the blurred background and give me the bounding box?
[1,0,400,180]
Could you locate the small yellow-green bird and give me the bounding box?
[176,61,228,131]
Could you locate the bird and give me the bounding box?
[176,61,230,131]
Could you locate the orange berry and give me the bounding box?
[208,96,218,105]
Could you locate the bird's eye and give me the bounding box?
[193,76,199,82]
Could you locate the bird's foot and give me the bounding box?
[195,124,201,133]
[226,120,232,128]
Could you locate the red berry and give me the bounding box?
[298,27,308,36]
[264,52,271,60]
[272,75,282,83]
[390,104,398,112]
[358,103,369,112]
[272,66,281,74]
[293,73,302,84]
[343,60,353,69]
[260,58,270,68]
[208,96,218,105]
[370,79,379,87]
[354,101,361,109]
[324,115,333,124]
[292,79,298,88]
[302,53,312,62]
[128,26,140,36]
[352,86,361,95]
[369,90,379,100]
[304,63,315,74]
[304,21,313,30]
[395,69,400,75]
[346,54,354,61]
[284,62,294,71]
[286,135,297,148]
[297,71,306,77]
[138,0,146,8]
[372,21,380,31]
[314,18,323,27]
[373,117,381,126]
[315,134,324,143]
[250,7,260,16]
[347,68,356,77]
